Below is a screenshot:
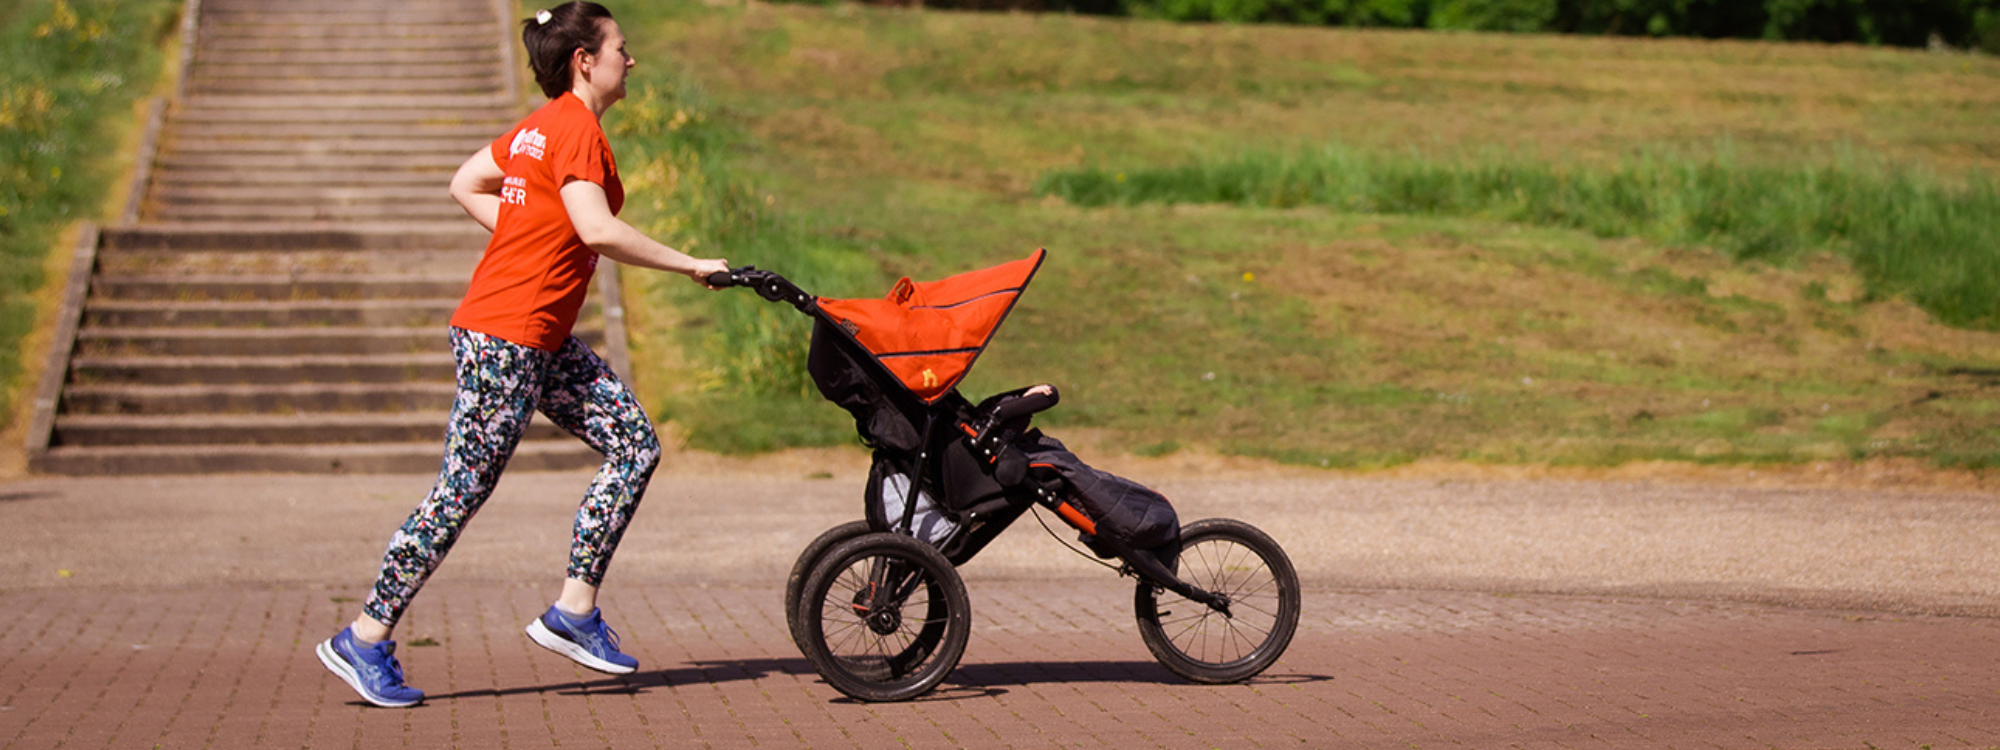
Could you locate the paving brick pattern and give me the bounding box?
[3,582,1994,749]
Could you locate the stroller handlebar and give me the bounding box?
[709,266,816,312]
[990,387,1058,423]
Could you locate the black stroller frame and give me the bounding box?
[711,259,1301,702]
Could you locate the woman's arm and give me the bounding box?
[448,147,506,232]
[560,180,729,284]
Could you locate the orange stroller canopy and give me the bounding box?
[815,249,1047,404]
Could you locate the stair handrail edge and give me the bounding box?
[25,224,100,462]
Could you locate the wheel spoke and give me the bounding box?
[1140,522,1299,680]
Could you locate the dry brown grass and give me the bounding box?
[660,3,2000,178]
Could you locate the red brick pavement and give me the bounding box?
[2,581,1994,749]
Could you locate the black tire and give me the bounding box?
[1134,518,1300,684]
[800,532,971,702]
[786,520,872,656]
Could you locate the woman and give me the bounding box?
[316,2,729,708]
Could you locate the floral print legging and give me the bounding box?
[362,327,662,628]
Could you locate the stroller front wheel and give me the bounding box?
[786,520,873,656]
[1134,518,1301,684]
[800,531,971,702]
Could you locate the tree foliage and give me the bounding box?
[912,0,2000,52]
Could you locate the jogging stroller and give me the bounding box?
[710,249,1300,702]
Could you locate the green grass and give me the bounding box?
[602,0,2000,470]
[1035,147,2000,329]
[0,0,177,426]
[604,70,891,451]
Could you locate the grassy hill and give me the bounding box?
[605,0,2000,470]
[1,0,178,434]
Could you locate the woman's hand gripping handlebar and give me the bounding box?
[705,266,817,313]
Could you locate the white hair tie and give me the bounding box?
[535,9,553,24]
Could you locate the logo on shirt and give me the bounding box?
[501,176,527,206]
[509,128,547,160]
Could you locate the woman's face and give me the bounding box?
[580,19,635,105]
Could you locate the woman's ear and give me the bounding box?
[571,46,593,82]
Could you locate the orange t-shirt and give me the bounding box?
[450,92,624,351]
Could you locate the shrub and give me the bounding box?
[1429,0,1557,33]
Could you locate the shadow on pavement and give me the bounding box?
[422,657,815,701]
[416,657,1330,704]
[950,661,1333,688]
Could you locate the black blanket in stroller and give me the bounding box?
[1010,431,1181,557]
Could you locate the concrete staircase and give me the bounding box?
[28,0,613,474]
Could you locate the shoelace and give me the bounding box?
[570,615,622,655]
[381,648,407,685]
[350,639,408,688]
[601,622,621,653]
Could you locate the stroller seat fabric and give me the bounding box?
[809,320,922,453]
[868,459,959,547]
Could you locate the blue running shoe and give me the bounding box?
[526,605,638,674]
[315,627,424,708]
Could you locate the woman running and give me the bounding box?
[317,1,729,708]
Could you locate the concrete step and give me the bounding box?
[75,328,439,358]
[84,299,460,328]
[155,188,454,209]
[153,169,461,188]
[91,274,466,300]
[200,35,497,53]
[192,61,500,80]
[151,185,451,206]
[28,439,600,475]
[204,0,489,9]
[74,326,604,357]
[188,76,503,96]
[51,412,570,447]
[94,248,480,277]
[164,136,490,155]
[193,48,503,67]
[170,109,516,127]
[201,21,495,38]
[170,105,516,125]
[100,224,487,251]
[205,5,487,16]
[168,121,504,140]
[160,152,466,171]
[151,202,466,223]
[204,9,488,25]
[182,93,513,110]
[62,382,457,415]
[70,353,455,385]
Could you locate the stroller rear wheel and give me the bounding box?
[800,532,970,702]
[786,520,872,655]
[1134,518,1300,684]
